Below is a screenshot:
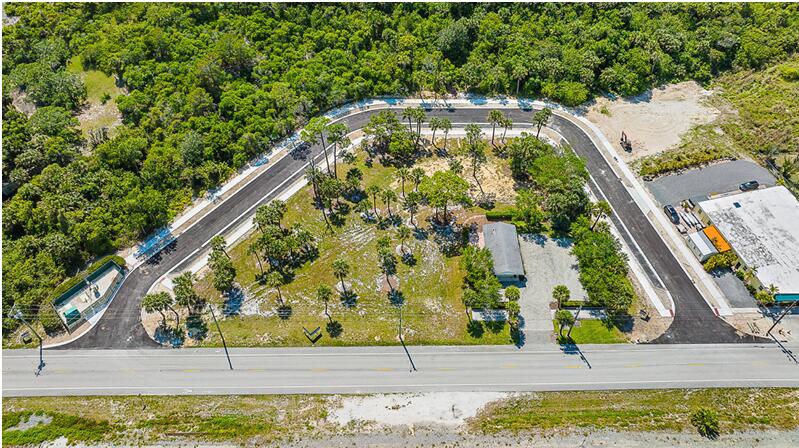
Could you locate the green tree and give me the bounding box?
[552,285,571,307]
[332,258,350,295]
[589,200,612,231]
[366,184,382,218]
[488,110,503,144]
[173,271,200,313]
[419,170,471,222]
[533,107,552,139]
[504,285,520,302]
[555,309,575,338]
[381,188,398,218]
[142,292,175,327]
[318,284,333,321]
[266,271,285,306]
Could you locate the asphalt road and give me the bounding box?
[59,104,756,349]
[5,344,797,396]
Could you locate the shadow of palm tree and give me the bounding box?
[467,320,485,338]
[326,320,343,338]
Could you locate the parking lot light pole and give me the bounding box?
[13,309,45,375]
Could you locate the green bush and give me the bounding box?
[639,147,734,177]
[2,412,113,446]
[702,252,738,272]
[778,64,799,81]
[38,306,64,336]
[485,209,516,221]
[690,407,720,439]
[504,286,520,301]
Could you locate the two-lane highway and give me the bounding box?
[4,344,797,396]
[61,102,758,349]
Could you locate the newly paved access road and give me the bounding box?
[4,344,797,397]
[60,102,757,349]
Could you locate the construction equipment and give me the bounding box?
[620,131,632,152]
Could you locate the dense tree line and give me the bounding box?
[3,3,798,333]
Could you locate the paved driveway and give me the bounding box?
[646,160,775,206]
[515,234,588,344]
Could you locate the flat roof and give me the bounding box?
[688,231,717,257]
[699,186,799,294]
[703,225,731,252]
[483,222,525,277]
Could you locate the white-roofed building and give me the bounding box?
[697,186,799,302]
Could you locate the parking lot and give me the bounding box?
[645,160,775,206]
[515,234,588,344]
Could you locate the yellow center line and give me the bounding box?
[374,367,393,372]
[564,365,582,369]
[625,363,642,368]
[310,368,328,372]
[687,363,705,367]
[182,369,196,373]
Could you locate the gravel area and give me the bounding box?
[646,160,775,206]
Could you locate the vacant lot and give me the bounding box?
[194,147,512,347]
[66,55,124,136]
[4,389,798,446]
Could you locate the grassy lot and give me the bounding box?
[554,319,628,344]
[3,395,333,446]
[66,55,124,135]
[474,388,799,434]
[4,389,798,445]
[194,149,511,347]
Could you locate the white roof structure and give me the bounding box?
[687,231,717,262]
[699,186,799,294]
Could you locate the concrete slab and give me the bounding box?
[646,160,775,206]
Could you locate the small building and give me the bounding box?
[702,225,731,253]
[686,231,718,262]
[697,186,799,302]
[483,222,525,282]
[52,259,125,331]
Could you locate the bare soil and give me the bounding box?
[586,81,721,162]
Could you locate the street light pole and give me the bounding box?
[208,304,233,370]
[398,304,417,372]
[14,309,45,376]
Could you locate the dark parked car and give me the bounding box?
[663,205,680,224]
[739,180,759,191]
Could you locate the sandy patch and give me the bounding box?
[415,151,516,204]
[586,81,720,162]
[331,392,507,427]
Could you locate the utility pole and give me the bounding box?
[398,304,417,372]
[13,308,45,376]
[208,304,233,370]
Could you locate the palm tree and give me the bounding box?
[501,116,513,143]
[429,116,442,147]
[332,259,350,294]
[328,123,349,179]
[410,167,425,192]
[173,271,200,313]
[403,191,421,227]
[266,271,285,306]
[397,226,411,254]
[142,292,171,327]
[590,200,612,231]
[402,107,416,133]
[210,235,228,258]
[381,188,398,217]
[555,309,575,339]
[533,107,552,139]
[366,184,382,218]
[440,118,452,151]
[318,284,333,321]
[396,168,409,198]
[305,167,324,203]
[248,241,264,277]
[488,110,503,144]
[552,285,571,307]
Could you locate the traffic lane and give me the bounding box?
[5,345,797,396]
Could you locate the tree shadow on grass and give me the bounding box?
[388,290,405,306]
[222,287,244,317]
[154,324,185,348]
[186,314,208,341]
[340,290,358,308]
[326,320,343,338]
[277,304,293,320]
[467,320,484,338]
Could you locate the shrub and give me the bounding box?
[504,286,520,301]
[702,252,738,272]
[755,289,775,305]
[486,208,516,221]
[38,306,64,336]
[690,407,720,439]
[778,64,799,81]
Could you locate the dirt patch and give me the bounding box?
[331,392,508,427]
[414,148,517,204]
[10,88,36,116]
[586,81,721,162]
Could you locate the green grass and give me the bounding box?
[194,151,511,347]
[474,388,799,434]
[554,319,628,344]
[636,124,739,177]
[66,55,124,135]
[3,395,332,445]
[2,411,114,447]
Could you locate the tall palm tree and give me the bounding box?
[318,284,333,321]
[381,189,398,217]
[142,292,170,327]
[488,110,503,144]
[501,115,513,143]
[429,116,442,147]
[590,200,612,231]
[397,226,411,253]
[248,241,264,276]
[410,167,425,192]
[396,168,409,198]
[441,118,452,151]
[332,259,350,294]
[403,191,421,227]
[327,123,349,179]
[210,235,228,258]
[266,271,285,306]
[366,184,382,218]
